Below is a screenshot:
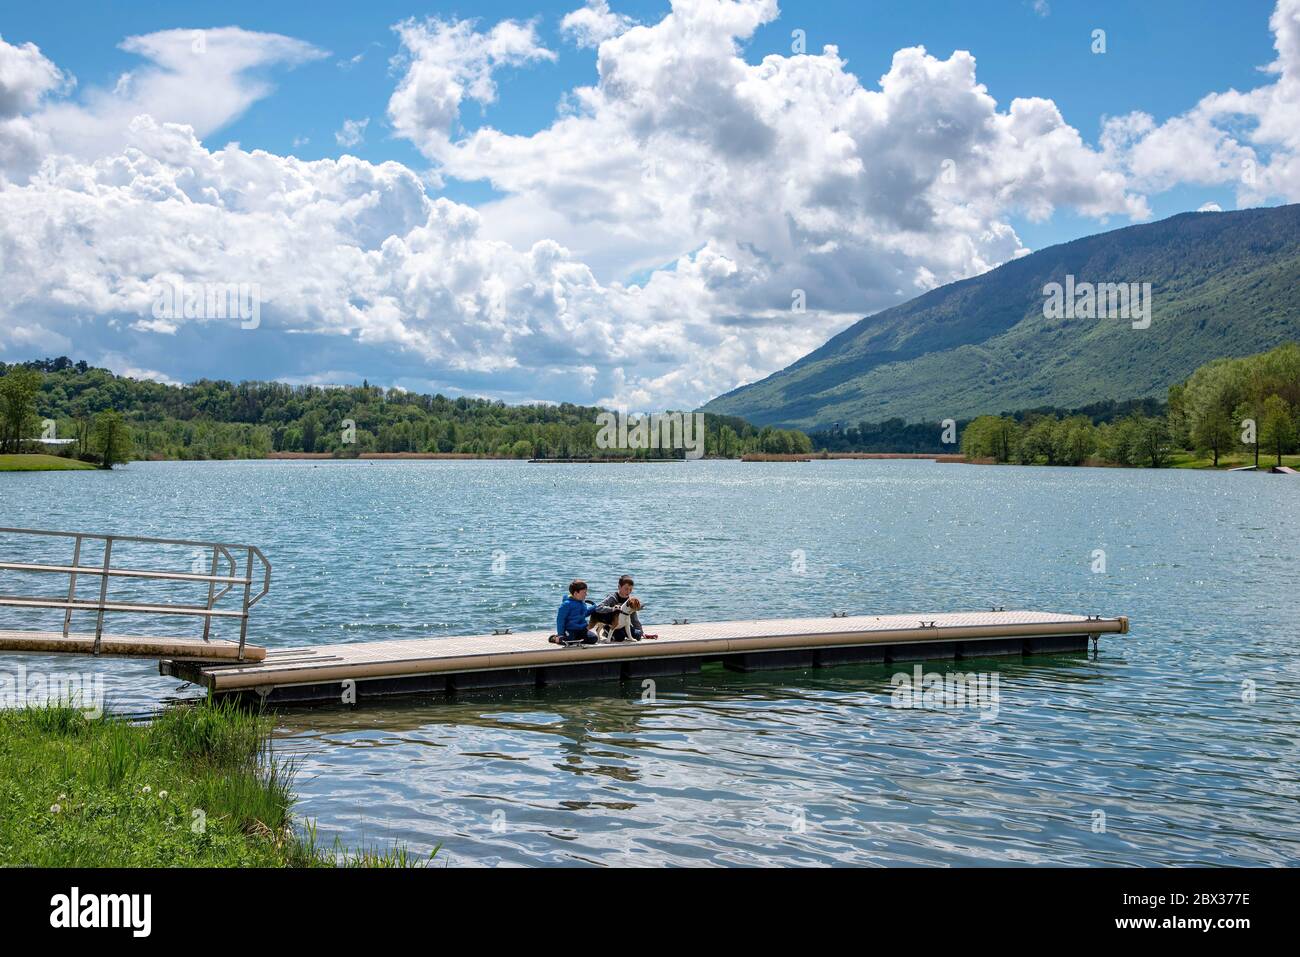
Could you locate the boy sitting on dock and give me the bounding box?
[551,579,599,645]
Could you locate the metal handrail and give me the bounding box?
[0,527,271,660]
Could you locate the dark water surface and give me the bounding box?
[2,459,1297,865]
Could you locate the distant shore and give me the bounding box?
[740,451,1300,470]
[266,452,699,462]
[742,452,970,462]
[9,450,1297,472]
[266,451,499,460]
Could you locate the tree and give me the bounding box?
[1019,416,1058,464]
[1233,401,1261,469]
[91,410,132,469]
[1166,383,1191,449]
[1185,357,1246,460]
[961,416,996,460]
[301,417,318,454]
[0,367,42,453]
[1099,416,1142,466]
[716,424,739,458]
[1191,405,1234,467]
[1255,341,1300,409]
[1054,416,1097,466]
[1134,416,1172,468]
[1259,395,1296,466]
[992,417,1019,463]
[74,418,92,461]
[960,415,1022,462]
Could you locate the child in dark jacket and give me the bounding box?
[592,574,644,641]
[552,579,599,644]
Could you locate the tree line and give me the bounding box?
[0,363,129,468]
[959,343,1300,467]
[5,347,1294,468]
[808,397,1168,455]
[0,358,812,463]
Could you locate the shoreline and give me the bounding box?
[8,450,1297,472]
[741,452,969,462]
[266,451,500,460]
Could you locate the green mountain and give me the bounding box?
[703,204,1300,429]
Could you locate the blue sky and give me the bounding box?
[0,0,1294,406]
[4,0,1276,237]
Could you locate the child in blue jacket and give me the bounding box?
[552,579,599,644]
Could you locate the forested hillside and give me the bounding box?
[0,358,810,461]
[706,205,1300,429]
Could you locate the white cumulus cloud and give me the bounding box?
[35,28,323,170]
[0,33,69,181]
[335,116,369,147]
[560,1,637,48]
[386,17,555,160]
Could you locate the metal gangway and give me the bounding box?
[0,527,270,661]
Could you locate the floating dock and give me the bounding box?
[161,610,1127,705]
[1,528,1128,707]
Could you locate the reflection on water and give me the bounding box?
[2,459,1299,865]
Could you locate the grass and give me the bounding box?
[1169,451,1300,470]
[962,449,1300,470]
[0,453,98,471]
[0,700,437,867]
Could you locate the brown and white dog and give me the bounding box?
[591,596,647,642]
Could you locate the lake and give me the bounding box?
[1,459,1298,866]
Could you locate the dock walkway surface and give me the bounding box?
[161,610,1127,705]
[0,630,263,661]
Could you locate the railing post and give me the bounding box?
[93,536,113,655]
[63,535,82,637]
[202,546,219,642]
[238,546,254,661]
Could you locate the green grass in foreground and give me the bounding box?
[0,453,98,471]
[1169,451,1300,470]
[0,701,436,867]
